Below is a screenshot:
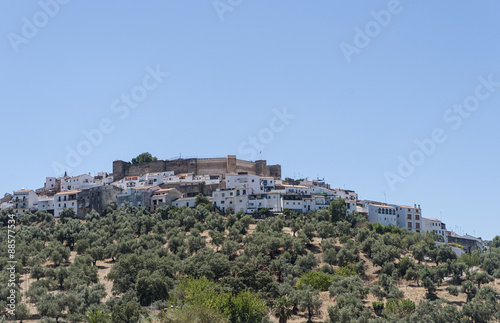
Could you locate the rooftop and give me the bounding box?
[55,189,82,195]
[175,197,199,201]
[283,184,309,189]
[14,189,33,194]
[393,204,419,210]
[152,188,178,196]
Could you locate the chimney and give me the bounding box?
[414,204,416,208]
[418,204,420,209]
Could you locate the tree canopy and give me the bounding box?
[131,152,158,164]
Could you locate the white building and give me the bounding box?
[54,190,81,217]
[61,174,100,192]
[37,196,55,214]
[333,189,358,201]
[389,204,423,233]
[282,185,311,195]
[95,172,114,185]
[422,218,447,242]
[0,202,12,210]
[193,174,222,185]
[260,177,276,192]
[225,174,262,193]
[44,177,57,190]
[247,192,282,213]
[12,189,38,215]
[361,201,398,227]
[303,195,330,213]
[112,175,155,189]
[212,187,253,213]
[282,194,306,212]
[345,199,358,215]
[172,196,199,208]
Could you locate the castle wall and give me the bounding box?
[113,156,282,180]
[164,159,197,175]
[126,160,167,176]
[268,165,281,179]
[196,158,228,175]
[236,159,257,174]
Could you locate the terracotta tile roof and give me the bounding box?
[55,189,82,195]
[153,188,177,196]
[14,189,32,193]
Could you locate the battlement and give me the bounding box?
[112,155,281,181]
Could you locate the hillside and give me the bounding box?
[1,205,500,322]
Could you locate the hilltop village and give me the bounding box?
[3,155,484,252]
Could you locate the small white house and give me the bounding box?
[44,177,57,190]
[302,195,330,213]
[331,189,358,201]
[226,174,262,193]
[212,187,252,213]
[54,190,81,217]
[422,218,447,242]
[260,177,276,192]
[38,196,55,214]
[12,189,38,215]
[283,185,311,195]
[172,197,198,208]
[389,203,422,233]
[61,174,100,192]
[247,192,282,213]
[361,201,398,227]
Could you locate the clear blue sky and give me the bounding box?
[2,1,500,239]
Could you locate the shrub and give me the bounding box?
[384,298,416,319]
[334,264,358,278]
[446,285,459,296]
[372,301,384,316]
[296,271,333,291]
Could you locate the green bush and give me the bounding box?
[296,271,333,291]
[334,264,358,278]
[176,277,267,322]
[384,298,416,319]
[372,301,384,316]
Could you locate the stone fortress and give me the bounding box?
[112,155,281,181]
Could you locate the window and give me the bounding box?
[416,223,420,229]
[408,222,412,228]
[415,214,420,221]
[407,214,412,220]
